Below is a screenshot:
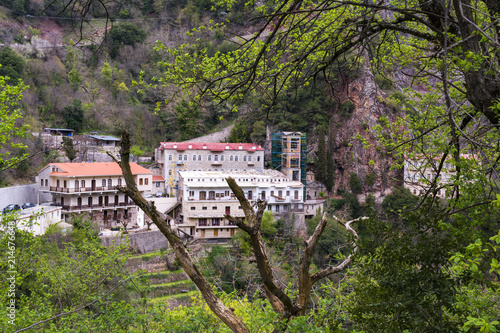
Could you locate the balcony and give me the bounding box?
[61,201,135,212]
[49,186,118,194]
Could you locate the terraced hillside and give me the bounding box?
[126,250,198,308]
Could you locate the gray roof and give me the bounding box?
[88,135,121,141]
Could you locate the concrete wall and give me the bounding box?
[100,230,169,254]
[0,183,52,209]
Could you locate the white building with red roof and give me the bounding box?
[38,162,153,228]
[155,142,265,196]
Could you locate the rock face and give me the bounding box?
[326,61,401,196]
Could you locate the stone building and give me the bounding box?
[177,170,304,239]
[155,142,265,196]
[38,162,153,228]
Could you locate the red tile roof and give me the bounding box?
[152,175,165,181]
[158,142,264,152]
[43,162,152,177]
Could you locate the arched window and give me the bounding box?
[198,155,202,161]
[102,179,106,187]
[117,178,122,186]
[139,178,143,185]
[57,180,60,188]
[184,155,187,160]
[108,179,112,188]
[41,179,43,186]
[193,155,196,161]
[75,180,79,190]
[243,156,247,161]
[45,179,48,187]
[208,155,212,161]
[168,155,172,161]
[294,190,299,200]
[114,195,119,204]
[81,180,85,188]
[199,191,206,200]
[88,197,93,207]
[145,178,149,185]
[235,156,238,161]
[63,180,67,188]
[230,156,233,161]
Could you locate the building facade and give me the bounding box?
[38,162,153,228]
[404,154,478,197]
[271,132,307,192]
[177,170,304,239]
[155,142,265,196]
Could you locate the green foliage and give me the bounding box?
[130,145,145,157]
[109,23,147,58]
[339,100,354,118]
[381,186,417,218]
[227,120,248,143]
[306,214,348,267]
[175,100,202,141]
[68,62,82,92]
[63,99,84,132]
[0,46,25,84]
[0,74,28,169]
[249,120,266,145]
[364,172,376,187]
[62,137,78,162]
[315,128,327,185]
[374,73,393,91]
[348,172,362,194]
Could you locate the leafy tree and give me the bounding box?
[348,172,362,194]
[325,132,335,192]
[0,46,25,84]
[381,186,417,218]
[315,128,327,184]
[68,62,82,92]
[62,136,78,162]
[227,120,248,143]
[174,100,202,141]
[0,74,28,171]
[108,23,147,58]
[63,99,84,132]
[249,120,266,145]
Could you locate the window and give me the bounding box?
[74,180,79,190]
[235,156,238,161]
[81,180,85,188]
[209,191,215,200]
[145,178,149,185]
[118,179,122,186]
[139,178,143,185]
[168,155,172,161]
[276,205,280,212]
[257,156,260,161]
[261,191,266,199]
[57,180,60,187]
[199,219,207,226]
[278,190,283,197]
[271,191,274,196]
[230,156,233,161]
[193,155,196,161]
[294,190,299,200]
[40,179,43,186]
[214,155,218,161]
[286,190,290,196]
[63,180,67,188]
[184,155,187,160]
[212,218,220,226]
[202,206,207,210]
[248,191,253,200]
[198,155,202,161]
[199,191,206,200]
[221,155,224,161]
[189,191,194,197]
[108,179,112,188]
[243,156,247,161]
[212,206,217,210]
[102,179,106,187]
[190,207,195,210]
[208,155,212,161]
[248,156,252,161]
[291,138,299,149]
